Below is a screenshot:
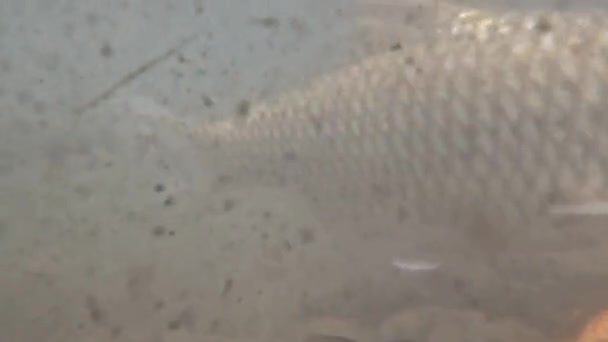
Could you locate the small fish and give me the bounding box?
[159,2,608,228]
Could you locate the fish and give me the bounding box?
[157,2,608,230]
[577,309,608,342]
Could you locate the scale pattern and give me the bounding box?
[161,4,608,225]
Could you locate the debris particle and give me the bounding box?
[221,277,233,297]
[85,295,106,324]
[163,196,175,207]
[223,198,237,212]
[167,319,182,330]
[236,99,250,118]
[100,42,114,58]
[252,16,280,28]
[299,228,315,244]
[152,225,166,237]
[392,258,440,272]
[202,94,214,107]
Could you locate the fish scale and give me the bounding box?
[158,3,608,226]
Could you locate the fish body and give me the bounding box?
[164,3,608,227]
[578,309,608,342]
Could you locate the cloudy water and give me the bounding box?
[2,0,608,341]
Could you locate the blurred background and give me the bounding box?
[1,0,608,341]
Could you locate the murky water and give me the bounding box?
[2,1,608,341]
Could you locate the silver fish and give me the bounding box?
[160,3,608,228]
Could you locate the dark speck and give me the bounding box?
[216,174,232,184]
[311,118,323,134]
[85,295,105,324]
[177,54,186,63]
[221,277,233,297]
[152,226,166,237]
[299,228,315,244]
[236,99,250,118]
[180,308,197,331]
[223,198,237,212]
[154,183,165,193]
[167,319,182,330]
[390,43,402,51]
[282,151,297,162]
[167,308,196,331]
[168,230,175,236]
[262,211,272,219]
[283,239,293,251]
[111,326,123,338]
[163,196,175,207]
[209,318,220,333]
[155,300,165,310]
[100,42,113,58]
[533,16,552,33]
[253,16,280,28]
[202,94,214,107]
